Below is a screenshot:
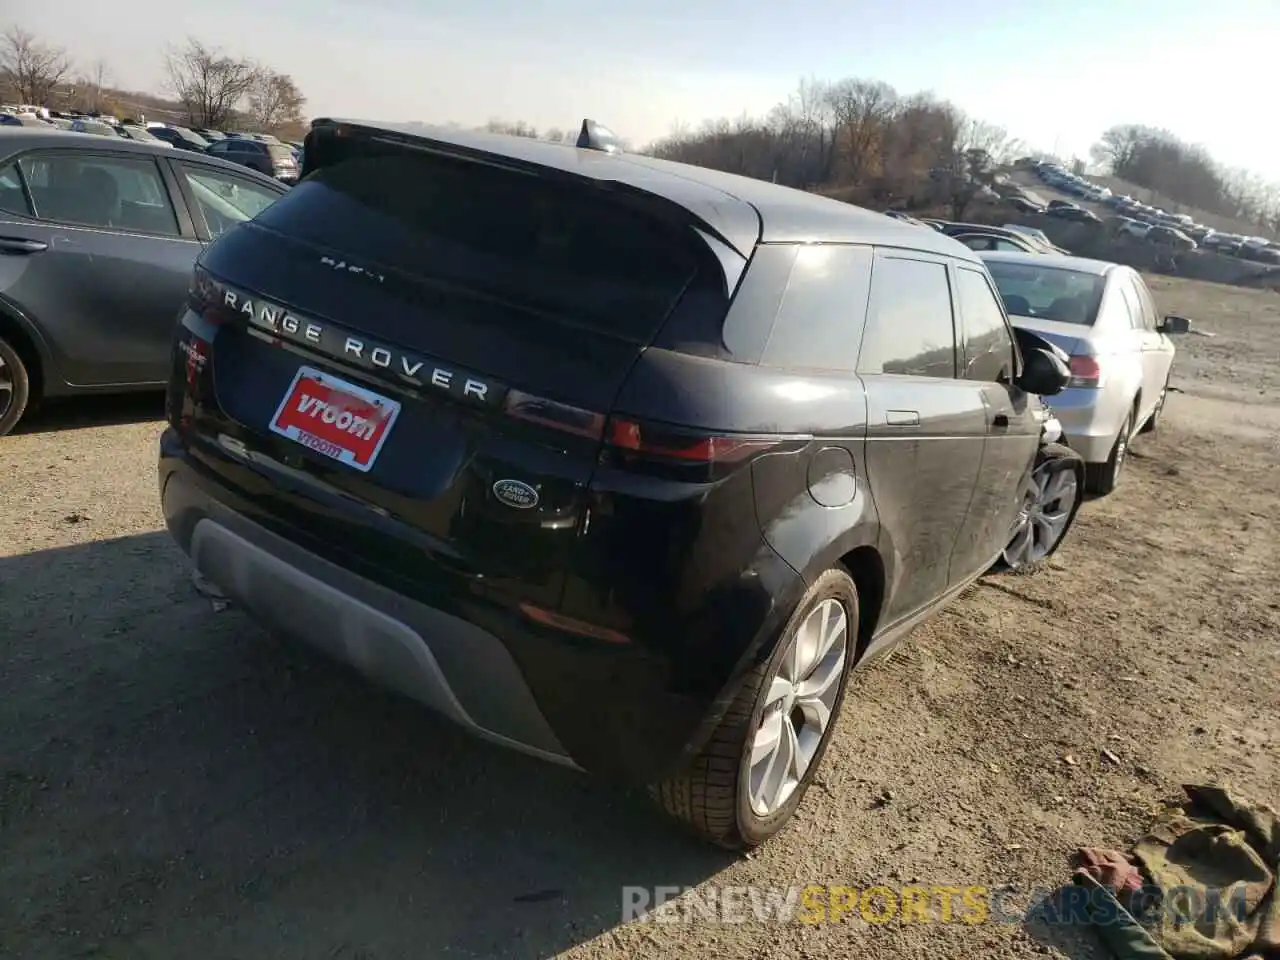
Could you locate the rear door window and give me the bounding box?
[253,151,698,343]
[857,254,956,378]
[759,244,873,372]
[17,152,179,235]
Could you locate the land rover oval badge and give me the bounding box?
[492,479,539,510]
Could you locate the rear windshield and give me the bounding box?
[253,149,697,342]
[267,143,295,161]
[984,261,1106,326]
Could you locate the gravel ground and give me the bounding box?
[1,276,1277,960]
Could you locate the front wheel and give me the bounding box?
[649,568,858,850]
[998,442,1084,572]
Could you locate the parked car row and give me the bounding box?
[0,118,1188,853]
[1032,160,1280,262]
[0,106,301,184]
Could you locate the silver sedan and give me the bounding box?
[980,251,1183,495]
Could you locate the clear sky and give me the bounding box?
[17,0,1280,181]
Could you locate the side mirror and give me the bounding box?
[1158,315,1192,334]
[1016,347,1070,397]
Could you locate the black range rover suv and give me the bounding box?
[159,118,1071,849]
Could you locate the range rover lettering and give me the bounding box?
[159,118,1072,849]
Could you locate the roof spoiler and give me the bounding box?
[576,119,623,154]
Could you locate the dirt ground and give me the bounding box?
[1,275,1277,960]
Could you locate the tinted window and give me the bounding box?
[0,162,32,215]
[759,244,873,371]
[984,260,1106,326]
[959,235,995,251]
[18,153,178,235]
[857,256,956,378]
[182,165,282,237]
[253,151,698,342]
[206,140,230,154]
[955,267,1016,382]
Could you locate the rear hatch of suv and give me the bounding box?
[180,122,736,613]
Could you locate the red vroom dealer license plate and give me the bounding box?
[269,366,401,472]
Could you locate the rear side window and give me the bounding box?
[255,151,698,342]
[759,244,873,371]
[857,256,956,378]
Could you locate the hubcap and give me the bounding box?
[1003,462,1079,569]
[748,598,848,817]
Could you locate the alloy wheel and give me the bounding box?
[1002,461,1080,569]
[0,354,12,421]
[747,598,848,817]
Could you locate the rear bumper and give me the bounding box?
[1046,387,1127,463]
[158,429,784,783]
[161,452,578,768]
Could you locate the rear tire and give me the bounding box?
[0,337,31,437]
[649,568,858,850]
[1139,377,1169,434]
[1084,410,1133,496]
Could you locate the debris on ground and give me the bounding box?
[192,570,231,613]
[1072,784,1280,960]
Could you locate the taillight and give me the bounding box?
[1067,355,1102,388]
[500,391,784,480]
[606,418,777,464]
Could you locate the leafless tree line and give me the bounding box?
[641,78,1022,216]
[1092,124,1280,235]
[0,26,307,134]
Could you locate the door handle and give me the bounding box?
[0,237,48,254]
[886,409,920,427]
[992,413,1010,429]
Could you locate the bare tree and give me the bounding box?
[79,57,111,113]
[826,78,897,186]
[543,127,566,143]
[165,38,258,129]
[959,119,1019,164]
[1,27,71,105]
[247,71,305,132]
